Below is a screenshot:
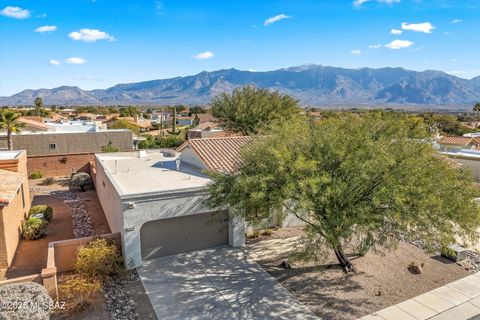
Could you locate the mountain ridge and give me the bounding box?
[1,65,479,109]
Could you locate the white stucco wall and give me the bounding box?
[95,156,125,233]
[179,147,208,169]
[95,154,245,269]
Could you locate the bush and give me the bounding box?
[70,172,93,192]
[21,217,48,240]
[247,230,261,239]
[59,277,101,312]
[29,171,43,179]
[75,238,124,283]
[29,205,53,222]
[262,229,273,236]
[40,177,55,186]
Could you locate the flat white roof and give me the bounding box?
[0,150,21,160]
[442,149,480,159]
[97,150,210,196]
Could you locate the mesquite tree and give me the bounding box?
[206,112,480,272]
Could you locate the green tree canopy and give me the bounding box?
[206,112,480,272]
[119,106,141,117]
[109,119,140,135]
[211,86,301,135]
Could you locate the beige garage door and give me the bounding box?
[140,211,229,260]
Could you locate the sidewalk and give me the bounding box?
[361,273,480,320]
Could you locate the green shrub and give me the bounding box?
[40,177,55,186]
[441,246,458,260]
[70,172,93,192]
[21,217,48,240]
[75,238,124,283]
[29,171,43,179]
[59,277,101,312]
[29,205,53,222]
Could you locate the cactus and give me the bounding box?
[167,107,181,135]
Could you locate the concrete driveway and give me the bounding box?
[137,246,319,320]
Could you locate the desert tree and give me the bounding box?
[211,85,301,135]
[0,109,24,150]
[205,112,480,272]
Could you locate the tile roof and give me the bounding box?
[19,117,50,131]
[439,136,480,146]
[0,169,24,206]
[198,113,218,123]
[178,136,256,173]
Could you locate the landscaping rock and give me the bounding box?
[409,264,423,274]
[281,260,292,269]
[103,270,139,320]
[50,190,95,238]
[0,282,53,320]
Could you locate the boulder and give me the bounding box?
[0,282,53,320]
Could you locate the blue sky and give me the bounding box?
[0,0,479,96]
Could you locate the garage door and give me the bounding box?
[140,211,229,260]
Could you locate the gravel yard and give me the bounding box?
[247,227,473,320]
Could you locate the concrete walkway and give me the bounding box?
[361,272,480,320]
[137,246,318,320]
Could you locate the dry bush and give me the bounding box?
[75,238,124,283]
[59,277,101,312]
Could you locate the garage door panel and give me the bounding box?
[141,211,229,260]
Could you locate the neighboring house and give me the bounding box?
[176,116,194,126]
[0,121,133,176]
[94,136,302,268]
[150,112,171,124]
[18,118,51,133]
[187,122,225,139]
[0,150,31,268]
[441,149,480,183]
[197,113,217,124]
[437,136,480,152]
[104,116,152,132]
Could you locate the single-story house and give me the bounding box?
[0,150,31,268]
[437,136,480,152]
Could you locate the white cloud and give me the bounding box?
[401,22,435,33]
[390,28,403,35]
[368,44,381,49]
[65,57,86,64]
[68,28,115,42]
[354,0,400,7]
[49,59,61,65]
[264,14,290,26]
[36,13,47,18]
[34,25,57,33]
[0,6,30,19]
[451,18,462,24]
[248,68,256,72]
[385,39,414,49]
[192,51,214,60]
[351,49,361,55]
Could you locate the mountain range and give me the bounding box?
[1,65,480,110]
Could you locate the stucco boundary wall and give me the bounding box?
[0,232,120,301]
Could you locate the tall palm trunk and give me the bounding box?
[7,129,13,151]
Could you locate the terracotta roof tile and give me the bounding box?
[439,136,480,146]
[19,117,50,131]
[0,169,24,206]
[178,136,256,173]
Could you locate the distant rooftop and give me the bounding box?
[96,150,211,196]
[442,149,480,159]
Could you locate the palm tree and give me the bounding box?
[474,102,480,130]
[0,110,24,150]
